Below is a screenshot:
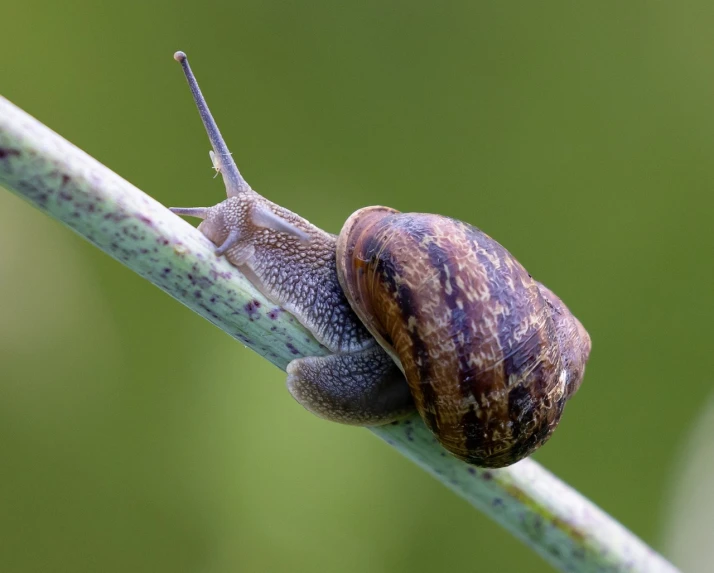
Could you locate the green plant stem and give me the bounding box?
[0,96,679,573]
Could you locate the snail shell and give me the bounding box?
[337,206,591,467]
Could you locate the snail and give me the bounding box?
[170,51,591,468]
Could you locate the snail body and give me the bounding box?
[170,52,591,468]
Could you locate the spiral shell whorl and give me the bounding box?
[337,207,584,467]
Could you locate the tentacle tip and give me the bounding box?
[174,51,187,63]
[169,207,209,220]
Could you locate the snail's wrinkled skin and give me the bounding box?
[337,207,591,467]
[178,192,415,426]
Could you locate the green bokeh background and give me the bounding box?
[2,2,713,572]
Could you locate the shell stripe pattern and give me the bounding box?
[345,211,568,467]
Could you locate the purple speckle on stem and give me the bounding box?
[467,467,477,476]
[244,300,262,320]
[104,212,128,223]
[0,147,20,159]
[286,342,299,355]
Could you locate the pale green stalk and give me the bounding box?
[0,96,679,573]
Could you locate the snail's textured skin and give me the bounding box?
[180,193,415,426]
[196,192,373,353]
[337,207,591,467]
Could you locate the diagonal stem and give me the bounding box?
[0,96,679,573]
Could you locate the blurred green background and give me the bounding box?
[2,1,713,572]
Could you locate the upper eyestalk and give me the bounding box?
[174,50,252,197]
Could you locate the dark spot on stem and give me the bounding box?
[244,300,262,320]
[0,148,20,159]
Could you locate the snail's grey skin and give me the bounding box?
[171,52,414,426]
[170,51,591,467]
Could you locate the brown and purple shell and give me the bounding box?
[337,207,591,467]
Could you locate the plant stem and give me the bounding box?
[0,96,679,573]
